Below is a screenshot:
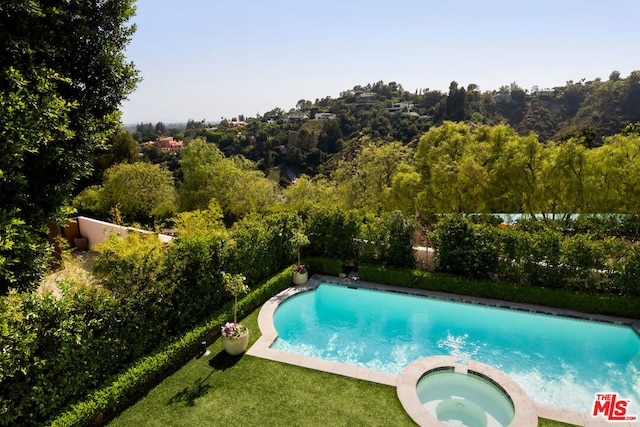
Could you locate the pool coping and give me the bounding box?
[246,274,640,427]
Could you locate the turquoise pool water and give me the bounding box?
[271,283,640,414]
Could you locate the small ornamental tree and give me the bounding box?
[291,229,310,267]
[222,272,249,324]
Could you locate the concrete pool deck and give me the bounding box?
[246,274,640,427]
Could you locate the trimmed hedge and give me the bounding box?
[359,264,640,319]
[302,256,343,276]
[50,267,294,427]
[305,209,417,268]
[431,215,640,296]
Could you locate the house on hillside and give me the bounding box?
[387,102,415,113]
[533,88,555,98]
[355,92,379,104]
[284,112,309,123]
[314,112,337,120]
[145,136,184,151]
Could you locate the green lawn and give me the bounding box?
[109,308,577,427]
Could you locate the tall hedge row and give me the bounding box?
[431,215,640,295]
[305,208,416,268]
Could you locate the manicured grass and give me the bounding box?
[108,309,411,426]
[109,306,577,427]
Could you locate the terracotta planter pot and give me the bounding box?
[222,330,249,355]
[292,271,308,285]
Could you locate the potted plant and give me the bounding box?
[220,272,250,355]
[291,229,310,285]
[293,263,308,285]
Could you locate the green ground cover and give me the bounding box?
[108,305,576,427]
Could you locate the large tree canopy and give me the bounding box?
[0,0,139,224]
[0,0,139,293]
[100,162,177,224]
[178,139,278,220]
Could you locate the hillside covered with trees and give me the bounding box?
[132,72,640,168]
[123,72,640,188]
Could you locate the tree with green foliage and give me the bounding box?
[332,140,412,212]
[0,212,53,294]
[101,162,177,224]
[317,118,343,153]
[226,168,279,219]
[179,139,278,220]
[178,139,226,211]
[389,165,422,217]
[74,162,177,225]
[415,121,490,213]
[591,133,640,214]
[1,0,139,225]
[171,199,225,239]
[281,175,339,215]
[91,129,139,185]
[445,81,466,121]
[542,140,589,216]
[0,0,139,293]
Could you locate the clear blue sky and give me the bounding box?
[120,0,640,124]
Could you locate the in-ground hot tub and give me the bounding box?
[397,356,537,427]
[417,368,514,427]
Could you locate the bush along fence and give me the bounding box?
[358,264,640,319]
[430,214,640,296]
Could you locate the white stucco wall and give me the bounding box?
[76,216,173,249]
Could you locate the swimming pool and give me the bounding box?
[270,282,640,415]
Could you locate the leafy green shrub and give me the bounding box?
[91,232,167,296]
[519,226,568,289]
[0,285,144,427]
[358,264,640,318]
[562,234,606,271]
[306,208,360,261]
[302,257,343,276]
[619,215,640,240]
[431,215,499,279]
[163,232,228,331]
[359,211,416,268]
[615,241,640,296]
[494,225,531,284]
[0,211,52,294]
[227,212,301,284]
[383,211,418,268]
[561,233,611,291]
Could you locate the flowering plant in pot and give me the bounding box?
[220,272,250,355]
[221,322,248,339]
[291,229,310,285]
